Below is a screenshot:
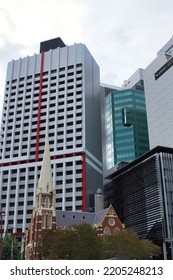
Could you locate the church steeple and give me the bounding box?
[25,136,56,259]
[36,135,55,210]
[37,135,54,195]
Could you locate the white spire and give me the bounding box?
[36,135,54,194]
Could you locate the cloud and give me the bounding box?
[0,39,28,118]
[0,7,16,38]
[1,0,173,118]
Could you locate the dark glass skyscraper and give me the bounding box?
[104,87,149,171]
[104,146,173,259]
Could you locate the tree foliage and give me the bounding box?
[2,234,21,260]
[101,230,162,259]
[37,225,162,260]
[37,224,102,259]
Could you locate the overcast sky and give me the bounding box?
[1,0,173,118]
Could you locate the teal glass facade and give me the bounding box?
[105,89,149,169]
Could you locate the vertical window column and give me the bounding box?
[35,52,44,162]
[82,152,86,212]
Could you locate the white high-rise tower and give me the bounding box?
[0,38,103,239]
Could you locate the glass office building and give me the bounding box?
[104,88,149,171]
[104,146,173,259]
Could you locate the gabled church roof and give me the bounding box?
[56,205,117,228]
[36,135,54,195]
[94,208,109,225]
[56,210,96,227]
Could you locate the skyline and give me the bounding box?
[1,0,173,118]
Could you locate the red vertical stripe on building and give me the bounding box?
[82,152,87,212]
[35,51,44,162]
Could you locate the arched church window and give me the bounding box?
[41,197,45,207]
[48,215,52,228]
[42,215,46,229]
[114,227,120,233]
[45,197,50,208]
[103,226,111,235]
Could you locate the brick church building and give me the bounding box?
[25,137,124,259]
[25,136,56,259]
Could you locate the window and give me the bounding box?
[56,198,62,202]
[76,178,82,183]
[27,201,33,205]
[66,179,73,184]
[51,69,57,74]
[42,215,46,229]
[67,106,73,112]
[103,227,111,235]
[66,206,72,211]
[56,180,63,185]
[56,189,62,194]
[9,203,15,207]
[18,202,24,206]
[66,170,73,175]
[45,197,49,208]
[68,79,74,83]
[66,188,72,193]
[66,162,73,167]
[48,215,52,228]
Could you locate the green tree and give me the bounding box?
[37,226,161,260]
[69,224,102,259]
[37,224,102,260]
[49,228,78,259]
[101,230,161,259]
[37,229,57,259]
[2,234,21,260]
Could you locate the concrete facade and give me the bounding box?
[0,38,103,237]
[144,37,173,148]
